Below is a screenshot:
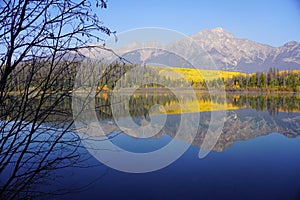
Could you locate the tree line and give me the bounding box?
[200,68,300,92]
[8,62,300,92]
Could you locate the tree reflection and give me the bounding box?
[92,91,300,152]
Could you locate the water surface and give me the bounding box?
[58,92,300,199]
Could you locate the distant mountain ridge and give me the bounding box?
[183,27,300,72]
[81,27,300,73]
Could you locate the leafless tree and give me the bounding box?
[0,0,114,199]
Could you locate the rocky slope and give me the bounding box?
[167,27,300,72]
[81,27,300,73]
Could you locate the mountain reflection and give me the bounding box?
[170,109,300,152]
[10,90,298,152]
[92,90,300,152]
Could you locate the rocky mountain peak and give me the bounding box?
[283,41,299,47]
[191,27,235,41]
[182,28,299,72]
[210,27,234,38]
[81,27,300,72]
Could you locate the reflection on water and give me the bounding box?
[5,90,297,152]
[81,90,300,153]
[66,90,300,199]
[95,90,300,119]
[2,91,300,199]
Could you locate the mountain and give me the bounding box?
[82,27,300,73]
[165,27,300,72]
[181,27,300,72]
[179,27,274,72]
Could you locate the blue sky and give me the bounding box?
[99,0,300,47]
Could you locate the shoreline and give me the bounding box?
[5,87,299,96]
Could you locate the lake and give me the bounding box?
[49,91,299,200]
[3,91,300,199]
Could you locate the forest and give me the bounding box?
[7,61,300,93]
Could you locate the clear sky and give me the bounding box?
[99,0,300,47]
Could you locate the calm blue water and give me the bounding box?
[58,131,300,200]
[2,94,300,199]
